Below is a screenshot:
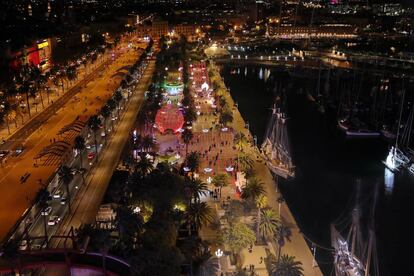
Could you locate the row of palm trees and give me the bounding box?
[0,45,108,131]
[24,39,154,250]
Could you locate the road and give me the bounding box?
[0,39,145,241]
[52,60,155,247]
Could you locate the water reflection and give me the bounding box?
[384,168,394,195]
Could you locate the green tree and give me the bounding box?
[100,104,111,142]
[34,188,50,241]
[74,135,86,170]
[77,225,113,274]
[115,206,144,248]
[270,254,304,276]
[276,224,292,263]
[135,154,153,177]
[219,109,233,127]
[224,200,245,224]
[241,178,266,203]
[185,178,208,203]
[1,239,21,274]
[142,135,155,152]
[196,255,220,276]
[241,178,267,240]
[255,208,280,241]
[185,151,201,175]
[212,173,229,198]
[88,115,101,157]
[234,132,248,151]
[58,165,73,212]
[187,201,214,233]
[238,153,254,171]
[220,222,256,261]
[181,128,194,156]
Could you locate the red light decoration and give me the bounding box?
[155,104,184,134]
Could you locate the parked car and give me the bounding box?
[19,240,28,250]
[41,206,52,216]
[48,216,61,226]
[60,197,67,205]
[53,189,62,199]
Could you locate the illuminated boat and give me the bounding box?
[261,106,295,179]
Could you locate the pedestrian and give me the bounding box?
[260,257,263,264]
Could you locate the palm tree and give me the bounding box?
[254,209,280,241]
[100,105,111,142]
[241,178,267,240]
[34,188,50,242]
[88,115,101,158]
[219,109,233,127]
[135,154,153,177]
[234,132,248,151]
[275,224,292,263]
[277,196,285,217]
[211,173,229,198]
[241,178,266,203]
[113,90,123,117]
[238,153,254,171]
[2,239,22,274]
[184,178,208,203]
[74,135,86,169]
[77,224,113,275]
[115,206,144,254]
[58,165,73,212]
[187,201,214,233]
[255,194,268,242]
[270,254,304,276]
[185,151,201,175]
[142,135,155,152]
[106,98,116,128]
[181,128,194,156]
[196,256,220,276]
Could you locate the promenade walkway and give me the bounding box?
[196,61,322,275]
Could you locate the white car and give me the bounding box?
[53,189,62,199]
[48,216,61,226]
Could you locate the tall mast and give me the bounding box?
[395,79,405,149]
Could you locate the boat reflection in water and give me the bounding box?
[384,168,394,195]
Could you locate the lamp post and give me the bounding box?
[215,248,223,274]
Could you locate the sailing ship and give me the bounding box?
[383,84,413,172]
[261,105,295,179]
[337,72,380,138]
[331,180,379,276]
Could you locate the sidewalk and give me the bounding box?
[208,62,322,276]
[0,53,108,142]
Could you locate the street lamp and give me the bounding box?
[215,248,223,257]
[215,248,223,274]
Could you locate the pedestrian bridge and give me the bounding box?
[0,249,130,275]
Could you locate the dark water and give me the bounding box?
[221,65,414,276]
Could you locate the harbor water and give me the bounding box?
[221,65,414,276]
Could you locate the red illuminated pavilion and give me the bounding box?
[155,104,184,134]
